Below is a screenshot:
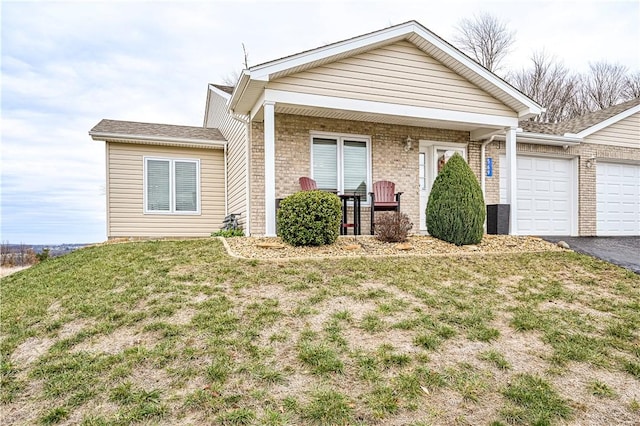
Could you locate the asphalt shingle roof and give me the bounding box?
[211,84,234,95]
[90,119,226,142]
[519,97,640,135]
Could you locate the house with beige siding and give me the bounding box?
[90,21,640,239]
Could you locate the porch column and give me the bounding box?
[505,127,518,235]
[264,101,276,236]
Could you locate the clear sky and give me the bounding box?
[1,0,638,244]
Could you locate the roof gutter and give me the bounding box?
[89,131,227,148]
[492,131,582,147]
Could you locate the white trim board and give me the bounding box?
[263,89,519,128]
[567,104,640,138]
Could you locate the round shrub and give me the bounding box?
[426,153,485,246]
[277,190,342,246]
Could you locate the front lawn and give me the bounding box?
[1,239,638,425]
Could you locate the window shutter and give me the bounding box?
[147,160,170,211]
[343,140,367,196]
[312,138,338,191]
[175,161,197,212]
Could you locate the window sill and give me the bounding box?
[144,211,202,216]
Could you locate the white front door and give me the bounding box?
[419,141,467,231]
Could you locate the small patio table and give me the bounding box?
[339,194,361,235]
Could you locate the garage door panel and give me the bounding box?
[553,180,570,192]
[536,159,551,171]
[500,155,573,235]
[622,184,635,195]
[535,180,551,192]
[534,200,551,211]
[552,200,569,213]
[597,162,639,236]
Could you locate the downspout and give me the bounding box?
[224,144,228,216]
[105,142,110,240]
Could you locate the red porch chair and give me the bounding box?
[369,180,402,234]
[299,177,339,193]
[299,177,318,191]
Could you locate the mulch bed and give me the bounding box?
[222,234,565,260]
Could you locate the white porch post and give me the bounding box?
[263,101,276,236]
[505,127,518,235]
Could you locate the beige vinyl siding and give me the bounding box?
[107,142,224,238]
[206,89,249,229]
[584,112,640,149]
[268,40,515,117]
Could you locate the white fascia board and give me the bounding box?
[250,23,415,80]
[203,86,213,127]
[494,131,582,146]
[89,132,227,148]
[408,26,543,116]
[229,70,252,112]
[565,104,640,138]
[264,89,519,128]
[209,84,232,101]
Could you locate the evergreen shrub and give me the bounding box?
[426,153,485,245]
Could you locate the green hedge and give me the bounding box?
[277,191,342,246]
[426,153,485,246]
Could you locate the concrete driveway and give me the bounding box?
[543,236,640,274]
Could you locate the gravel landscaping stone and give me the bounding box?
[222,234,564,260]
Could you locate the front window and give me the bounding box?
[144,157,200,214]
[311,134,370,202]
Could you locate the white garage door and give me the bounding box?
[501,155,574,235]
[596,162,640,236]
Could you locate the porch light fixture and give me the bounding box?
[585,156,596,168]
[404,136,413,152]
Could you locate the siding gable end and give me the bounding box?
[268,40,516,117]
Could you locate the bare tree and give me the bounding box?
[581,61,628,110]
[453,13,515,72]
[623,71,640,99]
[222,70,241,87]
[509,51,581,122]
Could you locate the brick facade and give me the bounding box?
[250,113,470,235]
[250,113,639,237]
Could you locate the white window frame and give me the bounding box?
[420,141,468,196]
[143,157,201,215]
[309,131,372,204]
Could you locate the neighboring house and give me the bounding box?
[90,21,640,239]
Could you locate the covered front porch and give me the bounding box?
[249,104,520,237]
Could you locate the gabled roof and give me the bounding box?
[90,119,226,148]
[230,20,542,119]
[519,97,640,137]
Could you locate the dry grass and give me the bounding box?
[1,238,638,425]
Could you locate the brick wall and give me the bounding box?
[250,113,470,235]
